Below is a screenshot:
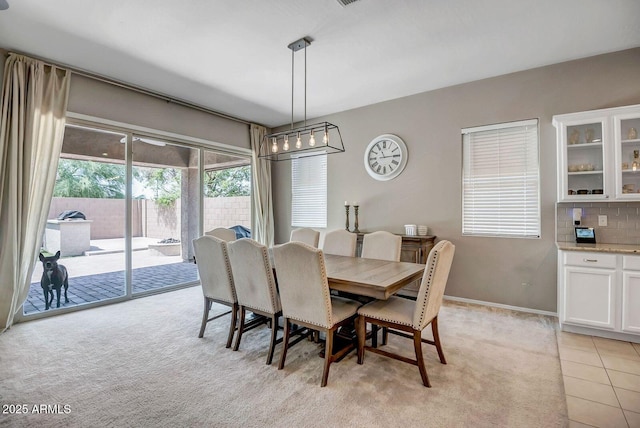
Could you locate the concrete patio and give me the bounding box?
[25,237,199,315]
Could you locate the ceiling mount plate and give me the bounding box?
[287,37,311,52]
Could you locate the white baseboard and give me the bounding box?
[443,295,558,318]
[561,323,640,344]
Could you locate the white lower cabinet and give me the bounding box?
[564,266,616,329]
[559,250,640,341]
[622,260,640,333]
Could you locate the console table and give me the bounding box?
[355,233,436,297]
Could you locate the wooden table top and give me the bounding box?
[324,254,425,300]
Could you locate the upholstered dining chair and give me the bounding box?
[322,229,357,257]
[356,240,455,387]
[192,235,237,348]
[361,231,402,262]
[227,238,282,365]
[205,227,237,242]
[272,242,362,387]
[290,227,320,248]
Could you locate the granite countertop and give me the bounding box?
[556,242,640,254]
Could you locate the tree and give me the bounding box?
[134,167,181,206]
[204,166,250,197]
[54,159,126,198]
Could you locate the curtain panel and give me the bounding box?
[0,54,70,332]
[250,124,274,247]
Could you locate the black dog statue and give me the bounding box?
[39,251,69,310]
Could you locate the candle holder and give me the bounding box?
[345,205,351,231]
[353,205,360,233]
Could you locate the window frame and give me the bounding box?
[461,118,541,239]
[291,152,327,229]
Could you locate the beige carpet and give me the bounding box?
[0,286,567,427]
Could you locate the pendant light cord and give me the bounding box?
[304,42,307,128]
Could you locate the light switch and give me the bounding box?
[598,215,607,227]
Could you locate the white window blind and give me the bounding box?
[291,154,327,228]
[462,119,540,238]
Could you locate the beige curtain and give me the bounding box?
[250,124,274,247]
[0,54,70,332]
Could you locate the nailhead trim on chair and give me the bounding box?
[221,242,237,301]
[231,238,281,314]
[416,241,445,329]
[282,242,333,329]
[317,246,333,328]
[359,306,413,326]
[259,245,280,312]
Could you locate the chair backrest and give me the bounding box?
[272,242,333,329]
[412,240,456,330]
[227,238,280,315]
[322,229,357,257]
[205,227,237,242]
[290,227,320,248]
[192,235,236,304]
[361,231,402,261]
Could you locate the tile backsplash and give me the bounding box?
[557,202,640,244]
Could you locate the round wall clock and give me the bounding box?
[363,134,408,181]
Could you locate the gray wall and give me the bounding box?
[67,75,250,149]
[0,49,251,149]
[272,48,640,313]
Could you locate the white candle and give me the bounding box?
[344,201,349,206]
[353,201,359,206]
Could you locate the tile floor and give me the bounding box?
[557,331,640,427]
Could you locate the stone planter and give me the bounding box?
[148,242,181,256]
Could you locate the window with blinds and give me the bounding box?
[462,119,540,238]
[291,153,327,228]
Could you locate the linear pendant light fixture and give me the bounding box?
[259,37,345,161]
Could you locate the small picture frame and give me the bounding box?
[575,227,596,244]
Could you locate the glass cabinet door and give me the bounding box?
[615,114,640,199]
[564,121,607,200]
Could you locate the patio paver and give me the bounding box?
[25,261,198,315]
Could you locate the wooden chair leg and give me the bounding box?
[226,303,238,349]
[382,327,388,345]
[266,314,278,365]
[321,328,334,387]
[413,330,431,387]
[233,306,246,351]
[278,319,291,370]
[198,297,211,338]
[371,324,378,348]
[357,316,366,364]
[431,316,447,364]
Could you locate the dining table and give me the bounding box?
[323,254,425,300]
[267,250,426,354]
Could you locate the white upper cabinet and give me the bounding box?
[554,104,640,202]
[614,111,640,199]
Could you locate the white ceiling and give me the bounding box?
[1,0,639,127]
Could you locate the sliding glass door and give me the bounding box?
[131,136,199,294]
[22,122,251,318]
[25,125,127,314]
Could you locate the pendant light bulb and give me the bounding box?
[309,132,316,147]
[283,135,289,151]
[271,137,278,153]
[296,132,302,149]
[323,126,329,145]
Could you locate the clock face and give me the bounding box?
[364,134,408,181]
